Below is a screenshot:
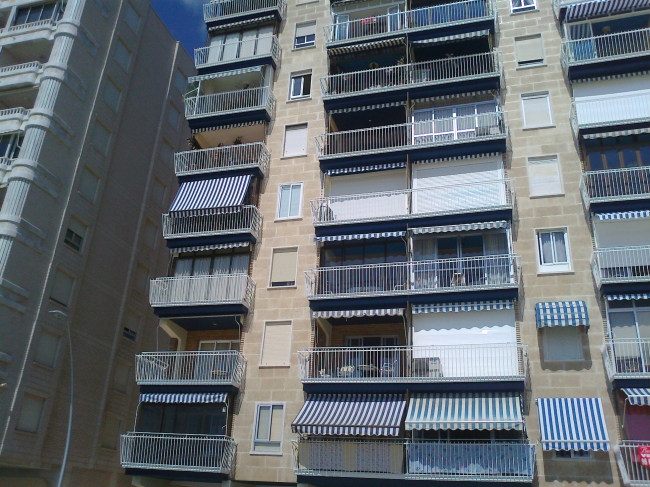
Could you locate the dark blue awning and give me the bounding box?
[535,301,589,329]
[622,388,650,406]
[565,0,650,21]
[168,175,251,216]
[139,393,228,404]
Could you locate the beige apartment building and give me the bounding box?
[120,0,650,487]
[0,0,194,486]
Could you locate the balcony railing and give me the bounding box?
[136,351,247,387]
[561,27,650,69]
[581,167,650,208]
[571,92,650,137]
[163,205,263,241]
[616,442,650,487]
[149,274,255,309]
[293,438,535,482]
[592,246,650,287]
[311,179,514,226]
[194,36,281,69]
[0,61,41,77]
[174,143,270,178]
[305,255,521,299]
[324,0,495,45]
[298,344,527,383]
[0,19,56,37]
[204,0,286,23]
[602,338,650,381]
[121,432,236,474]
[185,87,275,120]
[321,53,501,100]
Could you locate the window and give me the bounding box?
[100,415,121,450]
[173,69,187,94]
[510,0,536,13]
[159,140,174,168]
[277,183,302,219]
[16,394,45,433]
[122,309,140,342]
[199,340,240,351]
[142,219,158,249]
[269,248,298,287]
[527,157,563,197]
[151,178,166,206]
[253,404,285,453]
[91,122,111,155]
[289,72,312,100]
[114,40,132,71]
[112,363,131,393]
[294,21,316,48]
[167,104,181,129]
[64,217,87,252]
[515,35,544,67]
[542,327,583,361]
[555,450,592,459]
[79,167,100,202]
[133,264,149,294]
[0,133,23,159]
[123,3,141,33]
[536,229,571,273]
[283,124,308,157]
[50,270,74,307]
[13,2,63,26]
[607,300,650,375]
[34,329,60,368]
[584,134,650,171]
[173,251,250,277]
[103,79,122,112]
[521,93,553,129]
[260,321,292,366]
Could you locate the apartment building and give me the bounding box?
[0,1,193,486]
[120,0,650,486]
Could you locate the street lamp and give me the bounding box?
[49,310,72,487]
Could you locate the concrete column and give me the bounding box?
[159,319,187,351]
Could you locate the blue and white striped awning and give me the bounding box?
[583,127,650,139]
[329,37,405,55]
[411,29,490,45]
[537,397,610,451]
[411,221,509,235]
[594,210,650,220]
[168,175,251,216]
[573,70,650,84]
[328,101,407,114]
[413,152,501,164]
[412,90,495,104]
[405,393,524,431]
[170,241,250,254]
[312,308,405,319]
[565,0,650,21]
[208,14,277,31]
[292,394,406,436]
[192,120,265,133]
[412,300,514,314]
[140,393,228,404]
[189,66,263,83]
[606,293,650,301]
[325,162,406,176]
[315,231,406,242]
[622,388,650,406]
[535,301,589,329]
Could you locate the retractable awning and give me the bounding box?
[622,388,650,406]
[329,37,405,55]
[583,127,650,139]
[168,175,251,216]
[564,0,650,21]
[412,300,514,314]
[411,29,490,45]
[170,242,250,254]
[411,221,509,235]
[315,231,406,242]
[606,293,650,301]
[312,308,405,319]
[325,162,406,176]
[139,393,228,404]
[535,301,589,329]
[413,152,501,164]
[593,210,650,220]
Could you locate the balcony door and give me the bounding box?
[343,336,400,377]
[412,101,497,145]
[608,303,650,373]
[333,14,349,40]
[195,340,240,382]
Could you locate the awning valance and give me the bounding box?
[411,221,509,235]
[413,152,501,164]
[312,308,405,319]
[139,393,228,404]
[565,0,650,21]
[170,241,250,254]
[583,127,650,139]
[593,210,650,220]
[168,175,251,216]
[606,293,650,301]
[622,388,650,406]
[292,394,406,436]
[192,120,265,133]
[412,90,495,104]
[411,29,490,45]
[328,101,407,114]
[413,300,514,314]
[405,392,524,431]
[207,14,277,31]
[537,397,610,451]
[326,162,406,176]
[315,231,406,242]
[329,37,405,55]
[535,301,589,329]
[189,66,263,84]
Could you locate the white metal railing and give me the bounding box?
[136,351,247,386]
[602,339,650,380]
[0,19,56,36]
[324,0,495,44]
[174,143,270,178]
[298,343,527,383]
[616,442,650,487]
[204,0,286,22]
[562,27,650,68]
[592,246,650,287]
[305,255,521,299]
[321,53,501,99]
[581,167,650,207]
[0,61,41,76]
[571,92,650,136]
[293,438,535,482]
[0,108,29,118]
[121,432,236,473]
[194,36,281,69]
[162,205,262,240]
[149,274,255,308]
[185,87,276,120]
[311,179,514,226]
[315,111,506,158]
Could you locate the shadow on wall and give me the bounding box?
[538,327,594,372]
[541,450,615,484]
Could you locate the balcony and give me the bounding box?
[0,19,57,47]
[571,92,650,139]
[324,0,496,48]
[591,246,650,290]
[581,167,650,209]
[321,52,502,110]
[553,0,640,22]
[121,432,236,475]
[163,205,262,244]
[616,442,650,487]
[203,0,286,28]
[602,339,650,385]
[0,108,28,134]
[136,351,246,388]
[0,62,41,90]
[175,143,270,179]
[293,438,535,482]
[561,28,650,80]
[185,87,276,129]
[194,36,281,73]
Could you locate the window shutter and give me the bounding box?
[114,40,132,71]
[296,22,316,38]
[124,3,141,33]
[51,270,74,306]
[113,363,131,393]
[543,327,583,361]
[528,157,563,197]
[68,218,87,240]
[515,36,544,64]
[260,322,292,366]
[522,95,552,128]
[283,124,308,157]
[79,168,100,202]
[17,394,45,433]
[35,330,60,367]
[92,123,111,155]
[101,415,122,450]
[270,248,297,286]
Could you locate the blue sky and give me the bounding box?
[152,0,206,56]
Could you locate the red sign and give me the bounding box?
[639,446,650,467]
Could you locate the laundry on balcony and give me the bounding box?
[168,175,251,217]
[622,388,650,406]
[139,392,229,404]
[311,308,405,318]
[169,242,250,254]
[314,231,406,242]
[411,220,509,234]
[593,210,650,220]
[413,300,514,313]
[535,301,589,329]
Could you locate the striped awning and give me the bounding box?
[622,388,650,406]
[329,37,406,55]
[565,0,650,21]
[405,393,524,431]
[411,29,490,45]
[535,301,589,329]
[537,397,610,451]
[412,300,514,314]
[411,221,509,235]
[292,394,406,436]
[192,120,265,133]
[594,210,650,220]
[140,393,228,404]
[326,162,406,176]
[315,231,406,242]
[208,14,277,31]
[189,66,262,83]
[328,101,407,114]
[583,127,650,139]
[606,293,650,301]
[413,152,501,164]
[170,241,250,254]
[168,175,251,215]
[573,70,650,84]
[312,308,405,318]
[412,90,496,104]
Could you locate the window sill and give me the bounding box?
[516,63,547,71]
[33,362,55,372]
[267,285,298,290]
[292,45,317,52]
[297,0,319,5]
[287,97,312,103]
[536,269,574,276]
[529,193,565,199]
[249,450,284,456]
[274,216,303,222]
[523,125,555,131]
[259,364,291,368]
[510,8,539,15]
[280,154,308,160]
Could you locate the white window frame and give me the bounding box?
[276,183,303,220]
[526,156,564,198]
[198,340,240,351]
[259,320,293,366]
[289,71,312,100]
[251,402,286,455]
[514,34,545,68]
[510,0,537,14]
[294,21,316,49]
[521,92,553,129]
[541,327,584,362]
[535,228,572,274]
[554,450,593,459]
[268,247,299,288]
[282,123,309,158]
